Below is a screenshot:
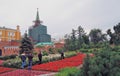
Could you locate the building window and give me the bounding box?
[12,32,15,36]
[8,32,10,36]
[8,32,15,37]
[0,31,2,35]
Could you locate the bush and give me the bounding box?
[65,51,77,58]
[79,49,88,53]
[0,54,17,60]
[42,51,49,56]
[33,52,37,55]
[79,46,120,76]
[49,48,55,54]
[55,67,80,76]
[56,48,63,53]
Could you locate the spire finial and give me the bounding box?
[36,8,40,21]
[25,30,27,33]
[25,30,27,37]
[37,8,38,11]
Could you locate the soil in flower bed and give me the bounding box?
[0,67,13,74]
[32,53,86,71]
[0,69,51,76]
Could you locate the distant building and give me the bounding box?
[29,8,51,44]
[0,25,21,41]
[0,41,20,56]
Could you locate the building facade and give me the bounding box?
[29,9,51,44]
[0,25,21,41]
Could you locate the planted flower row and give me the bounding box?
[0,67,13,74]
[32,53,86,71]
[0,69,50,76]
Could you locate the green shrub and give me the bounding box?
[65,51,77,58]
[42,51,49,56]
[0,54,17,60]
[56,48,63,53]
[55,67,80,76]
[79,49,88,53]
[49,48,55,54]
[33,52,37,55]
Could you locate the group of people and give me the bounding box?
[20,50,65,70]
[20,51,42,70]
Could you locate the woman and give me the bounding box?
[20,53,26,69]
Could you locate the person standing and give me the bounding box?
[20,53,26,69]
[61,50,64,59]
[27,53,33,70]
[38,51,42,64]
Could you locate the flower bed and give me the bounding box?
[0,60,4,65]
[0,67,13,74]
[0,69,50,76]
[32,53,86,71]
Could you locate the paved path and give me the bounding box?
[38,72,57,76]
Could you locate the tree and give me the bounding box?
[82,35,89,45]
[77,26,85,49]
[64,34,72,51]
[80,54,90,76]
[89,29,106,44]
[107,23,120,45]
[64,26,89,51]
[79,46,120,76]
[71,29,77,50]
[19,32,34,54]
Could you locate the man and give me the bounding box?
[27,53,33,70]
[61,50,64,59]
[38,51,42,64]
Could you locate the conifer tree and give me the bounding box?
[19,32,34,54]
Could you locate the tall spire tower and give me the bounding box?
[34,8,42,26]
[29,8,51,43]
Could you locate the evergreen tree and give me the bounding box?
[107,23,120,45]
[89,29,106,44]
[80,54,90,76]
[71,29,77,50]
[64,34,71,50]
[79,46,120,76]
[77,26,85,49]
[19,32,34,54]
[82,35,89,45]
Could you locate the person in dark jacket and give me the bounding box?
[61,50,64,59]
[27,53,33,70]
[38,51,42,64]
[20,53,26,69]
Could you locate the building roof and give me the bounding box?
[0,26,16,31]
[35,42,54,46]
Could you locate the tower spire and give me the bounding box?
[36,8,40,21]
[34,8,41,26]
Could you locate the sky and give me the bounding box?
[0,0,120,39]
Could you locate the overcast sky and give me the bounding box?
[0,0,120,39]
